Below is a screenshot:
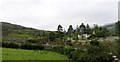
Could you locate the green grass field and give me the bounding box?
[2,48,69,60]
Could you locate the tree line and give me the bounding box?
[48,23,110,41]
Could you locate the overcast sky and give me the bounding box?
[0,0,119,31]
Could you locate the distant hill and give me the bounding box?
[1,22,50,42]
[103,22,116,36]
[2,22,38,30]
[103,23,115,29]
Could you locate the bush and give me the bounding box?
[49,32,56,41]
[63,48,75,57]
[90,39,100,46]
[2,42,19,48]
[21,43,44,50]
[69,49,84,60]
[2,42,44,50]
[27,38,40,43]
[51,46,64,54]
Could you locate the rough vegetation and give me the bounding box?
[1,21,120,62]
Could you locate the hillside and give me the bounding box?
[2,22,50,42]
[1,22,119,61]
[103,23,116,36]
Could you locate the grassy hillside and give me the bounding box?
[2,48,69,60]
[2,22,50,42]
[103,23,116,36]
[2,22,66,46]
[1,22,119,61]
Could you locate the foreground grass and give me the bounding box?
[2,48,69,60]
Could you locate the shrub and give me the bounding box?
[90,39,100,46]
[27,38,40,43]
[49,32,56,41]
[51,46,64,54]
[2,42,44,50]
[69,49,84,60]
[21,43,44,50]
[2,42,19,48]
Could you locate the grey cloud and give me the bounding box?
[0,0,119,31]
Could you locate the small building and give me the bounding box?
[78,34,91,39]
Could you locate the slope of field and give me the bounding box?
[2,48,69,60]
[102,23,116,35]
[2,22,50,42]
